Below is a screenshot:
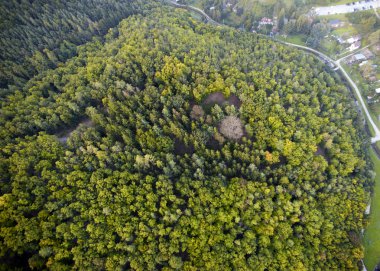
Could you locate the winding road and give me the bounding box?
[167,1,221,26]
[276,40,380,143]
[167,0,380,143]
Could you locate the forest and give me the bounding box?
[0,0,156,92]
[0,1,375,270]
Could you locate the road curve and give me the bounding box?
[275,39,336,64]
[275,40,380,142]
[336,60,380,142]
[166,1,222,26]
[166,0,380,143]
[280,42,380,142]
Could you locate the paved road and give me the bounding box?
[167,0,380,143]
[335,60,380,143]
[275,39,336,64]
[274,40,380,143]
[167,2,378,268]
[336,43,373,62]
[313,0,380,15]
[167,1,221,26]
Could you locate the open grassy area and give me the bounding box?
[277,34,306,46]
[318,13,357,37]
[187,0,203,9]
[370,103,380,117]
[318,13,348,21]
[332,24,358,36]
[318,37,341,58]
[315,0,354,6]
[364,149,380,271]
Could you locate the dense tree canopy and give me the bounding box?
[0,4,374,271]
[0,0,156,91]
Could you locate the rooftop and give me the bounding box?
[329,19,341,24]
[354,53,366,61]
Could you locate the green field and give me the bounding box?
[364,149,380,271]
[315,0,355,6]
[318,13,348,21]
[332,24,358,36]
[277,34,306,46]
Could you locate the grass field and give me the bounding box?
[318,13,348,21]
[332,24,358,36]
[318,37,340,57]
[364,149,380,271]
[277,34,306,46]
[314,0,354,6]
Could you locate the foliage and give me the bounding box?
[346,10,380,35]
[0,4,373,270]
[219,116,244,140]
[0,0,156,91]
[306,22,330,48]
[185,0,343,31]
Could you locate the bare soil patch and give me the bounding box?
[174,138,194,155]
[315,145,330,161]
[57,118,94,143]
[202,91,241,108]
[207,136,221,150]
[228,94,242,108]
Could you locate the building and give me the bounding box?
[369,76,377,82]
[353,53,366,62]
[259,17,273,26]
[349,41,361,52]
[329,19,344,28]
[347,53,367,65]
[335,36,345,44]
[346,35,361,44]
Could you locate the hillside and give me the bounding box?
[0,0,156,91]
[0,4,374,271]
